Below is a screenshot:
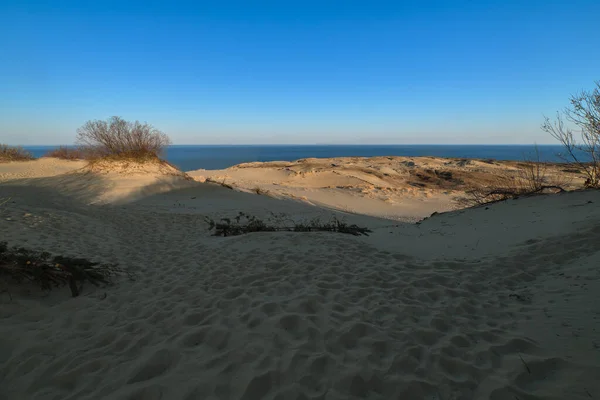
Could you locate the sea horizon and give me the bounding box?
[21,144,568,171]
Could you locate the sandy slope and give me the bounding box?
[0,158,197,205]
[0,157,87,182]
[188,156,584,222]
[0,159,599,400]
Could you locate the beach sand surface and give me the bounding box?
[0,158,598,400]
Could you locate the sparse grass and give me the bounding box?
[205,212,372,237]
[44,146,86,160]
[0,241,133,298]
[0,144,35,163]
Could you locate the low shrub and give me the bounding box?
[0,144,35,162]
[0,242,133,297]
[205,212,372,237]
[76,116,171,162]
[44,146,86,160]
[461,146,567,206]
[461,171,565,206]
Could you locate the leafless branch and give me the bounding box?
[542,82,600,187]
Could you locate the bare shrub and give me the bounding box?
[460,146,565,206]
[542,81,600,188]
[516,145,549,192]
[205,212,372,237]
[0,144,35,162]
[462,173,565,206]
[76,116,171,161]
[44,146,86,160]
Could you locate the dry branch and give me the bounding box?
[205,212,371,237]
[542,81,600,188]
[0,242,134,297]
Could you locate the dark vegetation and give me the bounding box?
[0,241,133,298]
[75,116,171,161]
[0,144,35,162]
[409,168,463,189]
[41,116,172,163]
[205,212,372,237]
[44,146,87,160]
[461,146,567,206]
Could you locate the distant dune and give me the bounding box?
[188,156,585,221]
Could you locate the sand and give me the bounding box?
[188,156,584,222]
[0,158,599,400]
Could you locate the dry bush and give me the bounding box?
[542,81,600,188]
[205,212,372,237]
[0,242,133,298]
[44,146,86,160]
[76,116,171,161]
[460,147,566,206]
[0,144,35,162]
[461,169,565,207]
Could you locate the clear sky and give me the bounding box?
[1,0,599,145]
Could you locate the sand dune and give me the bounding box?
[0,157,87,182]
[188,156,585,222]
[0,159,599,399]
[1,158,196,205]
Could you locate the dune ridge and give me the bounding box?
[189,156,585,221]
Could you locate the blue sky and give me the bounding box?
[1,0,599,145]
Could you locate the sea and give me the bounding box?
[22,145,568,171]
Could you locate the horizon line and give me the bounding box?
[18,143,561,147]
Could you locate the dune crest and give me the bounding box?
[84,158,190,178]
[1,158,196,205]
[78,159,196,205]
[189,156,585,221]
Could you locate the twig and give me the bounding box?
[518,354,531,374]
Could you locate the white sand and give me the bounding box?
[0,159,599,399]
